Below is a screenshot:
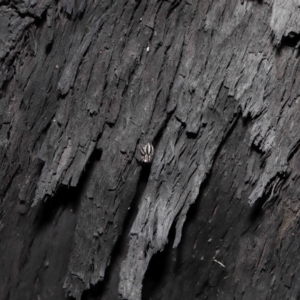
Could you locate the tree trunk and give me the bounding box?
[1,0,300,299]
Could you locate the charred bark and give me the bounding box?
[1,0,300,299]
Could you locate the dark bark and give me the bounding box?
[1,0,300,299]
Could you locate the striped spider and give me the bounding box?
[140,143,154,164]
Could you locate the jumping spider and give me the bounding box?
[140,143,154,164]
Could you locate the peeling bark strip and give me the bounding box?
[1,0,300,299]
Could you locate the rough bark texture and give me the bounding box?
[1,0,300,299]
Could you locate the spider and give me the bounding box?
[140,143,154,164]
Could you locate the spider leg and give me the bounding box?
[149,145,154,156]
[140,145,146,155]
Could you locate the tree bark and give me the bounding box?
[1,0,300,299]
